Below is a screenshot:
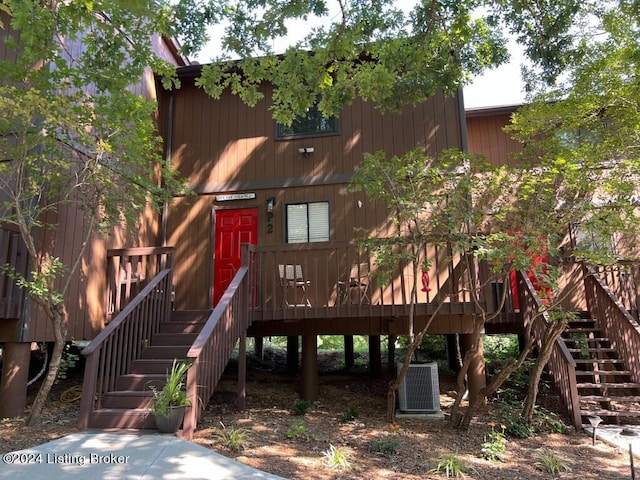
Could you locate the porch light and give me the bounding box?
[587,415,602,445]
[266,197,276,213]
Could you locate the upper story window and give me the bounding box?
[286,201,330,243]
[276,104,338,139]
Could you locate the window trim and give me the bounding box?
[285,201,331,243]
[275,104,340,140]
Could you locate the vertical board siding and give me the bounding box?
[466,109,523,167]
[166,73,464,311]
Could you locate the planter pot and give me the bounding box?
[154,406,186,434]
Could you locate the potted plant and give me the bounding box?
[150,359,192,434]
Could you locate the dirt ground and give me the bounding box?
[0,349,635,479]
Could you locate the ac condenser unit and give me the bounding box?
[397,361,440,413]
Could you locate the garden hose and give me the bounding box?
[60,385,83,403]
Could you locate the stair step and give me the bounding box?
[115,373,167,390]
[159,321,205,334]
[580,395,640,403]
[102,390,155,409]
[87,408,156,429]
[575,370,632,376]
[565,328,602,334]
[574,358,625,364]
[577,382,640,389]
[580,409,640,417]
[151,332,199,346]
[563,337,610,343]
[129,359,188,374]
[140,345,190,359]
[170,309,212,322]
[568,347,617,353]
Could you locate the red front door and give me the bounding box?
[213,208,258,306]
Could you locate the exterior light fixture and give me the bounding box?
[587,415,602,445]
[266,197,276,213]
[298,147,314,156]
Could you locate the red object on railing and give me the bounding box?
[421,270,431,292]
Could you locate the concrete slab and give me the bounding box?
[0,432,287,479]
[585,424,640,458]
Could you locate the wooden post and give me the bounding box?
[0,342,31,419]
[387,335,397,376]
[369,335,382,378]
[287,336,299,374]
[237,332,247,410]
[301,335,318,401]
[254,336,264,358]
[344,335,354,369]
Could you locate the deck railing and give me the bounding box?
[517,270,581,429]
[245,241,488,321]
[79,266,174,429]
[183,249,254,439]
[0,225,28,320]
[584,263,640,387]
[592,262,639,320]
[105,247,175,323]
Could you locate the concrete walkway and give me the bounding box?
[0,432,287,479]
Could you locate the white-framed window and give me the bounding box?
[286,201,330,243]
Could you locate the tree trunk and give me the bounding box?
[521,317,570,422]
[26,303,67,425]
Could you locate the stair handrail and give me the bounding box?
[183,264,251,439]
[584,263,640,386]
[517,270,581,429]
[79,267,173,429]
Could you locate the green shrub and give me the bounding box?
[534,449,572,475]
[286,419,317,441]
[292,399,311,416]
[430,453,469,478]
[322,444,351,469]
[480,425,507,461]
[369,437,401,457]
[217,426,249,451]
[341,406,360,423]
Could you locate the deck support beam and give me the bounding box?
[287,336,299,374]
[344,335,354,369]
[301,335,318,401]
[254,336,263,358]
[369,335,382,378]
[236,333,247,410]
[0,342,30,419]
[387,335,396,376]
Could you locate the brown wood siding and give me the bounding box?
[466,111,523,167]
[166,76,464,310]
[0,26,179,342]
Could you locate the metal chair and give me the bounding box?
[278,264,312,307]
[338,262,371,305]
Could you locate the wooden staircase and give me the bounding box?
[563,316,640,424]
[86,310,209,429]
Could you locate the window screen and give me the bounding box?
[286,202,329,243]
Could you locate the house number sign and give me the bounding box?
[215,193,256,201]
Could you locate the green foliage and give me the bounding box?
[430,453,470,479]
[321,444,351,470]
[286,419,317,441]
[340,406,360,423]
[217,426,249,451]
[534,449,572,475]
[483,335,520,365]
[55,343,80,384]
[150,360,192,417]
[480,424,507,461]
[368,436,401,457]
[498,403,566,438]
[292,399,311,416]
